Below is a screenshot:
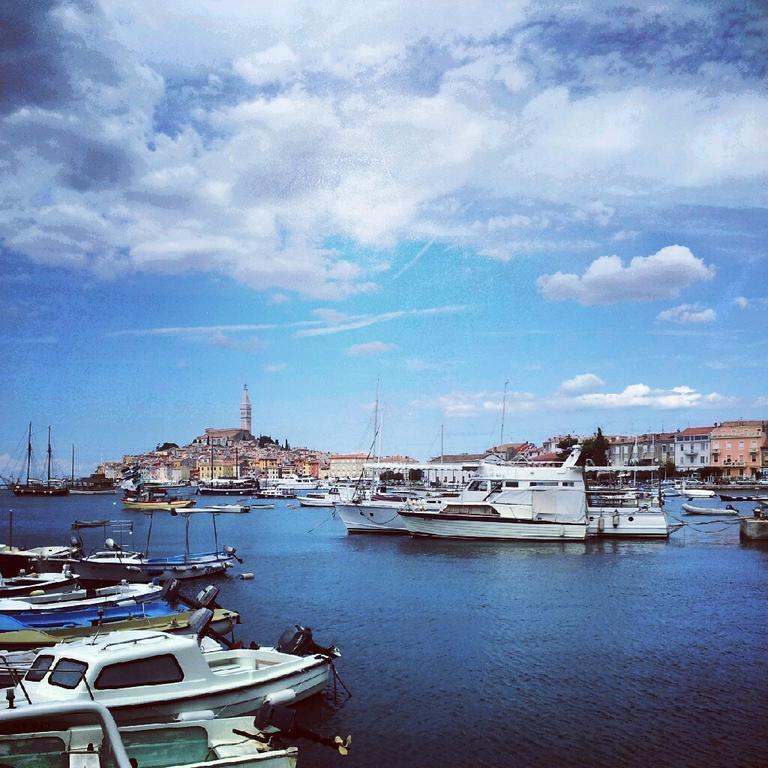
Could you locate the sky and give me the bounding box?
[1,0,767,475]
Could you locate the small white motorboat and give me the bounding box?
[7,614,340,724]
[682,502,740,516]
[0,566,79,599]
[0,701,298,768]
[681,484,716,498]
[0,581,162,613]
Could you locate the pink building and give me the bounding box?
[709,420,768,479]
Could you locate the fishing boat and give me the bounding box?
[0,544,79,578]
[682,502,740,516]
[41,515,240,585]
[0,580,161,610]
[123,490,196,510]
[7,617,340,723]
[10,424,69,496]
[400,486,588,540]
[0,701,298,768]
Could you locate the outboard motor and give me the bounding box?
[276,625,337,657]
[195,584,220,608]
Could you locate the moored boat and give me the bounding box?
[400,487,588,540]
[682,502,740,516]
[0,702,298,768]
[7,618,339,723]
[0,567,79,598]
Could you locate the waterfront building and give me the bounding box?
[196,456,239,482]
[709,420,768,479]
[329,453,369,479]
[607,435,635,466]
[674,426,714,474]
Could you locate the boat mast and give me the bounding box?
[500,380,509,446]
[71,444,75,483]
[25,422,32,486]
[47,426,53,487]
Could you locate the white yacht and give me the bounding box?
[273,476,319,492]
[8,622,339,723]
[400,487,588,540]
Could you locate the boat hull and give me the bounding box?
[335,503,408,534]
[11,485,69,497]
[400,510,587,540]
[586,508,670,537]
[109,661,332,724]
[122,499,195,510]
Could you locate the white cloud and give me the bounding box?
[537,246,715,305]
[559,373,606,394]
[416,382,733,417]
[571,384,732,410]
[656,304,716,324]
[346,341,396,356]
[265,363,287,373]
[1,4,766,299]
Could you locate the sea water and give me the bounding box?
[1,492,766,767]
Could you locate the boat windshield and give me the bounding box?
[49,658,88,689]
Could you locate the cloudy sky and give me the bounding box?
[1,0,767,473]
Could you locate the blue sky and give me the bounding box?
[1,1,767,474]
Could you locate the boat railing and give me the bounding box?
[0,701,133,768]
[98,632,171,650]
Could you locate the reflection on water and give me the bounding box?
[1,492,766,768]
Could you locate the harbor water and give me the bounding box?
[2,492,767,767]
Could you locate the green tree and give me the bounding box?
[556,435,578,461]
[155,442,178,452]
[579,427,610,466]
[408,468,423,482]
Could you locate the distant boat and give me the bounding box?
[11,424,69,496]
[682,502,740,516]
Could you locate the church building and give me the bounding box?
[194,385,255,446]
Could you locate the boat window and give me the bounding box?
[49,658,89,689]
[94,654,184,689]
[25,653,54,682]
[503,481,519,487]
[530,481,558,486]
[466,481,486,491]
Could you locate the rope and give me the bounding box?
[306,509,337,534]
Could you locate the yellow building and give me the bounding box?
[196,456,238,482]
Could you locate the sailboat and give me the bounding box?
[11,424,69,496]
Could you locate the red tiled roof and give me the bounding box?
[678,426,714,436]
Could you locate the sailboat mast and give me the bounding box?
[71,444,75,483]
[500,380,509,446]
[47,426,53,486]
[25,422,32,486]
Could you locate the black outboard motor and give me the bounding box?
[276,625,337,657]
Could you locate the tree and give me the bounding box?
[556,435,578,461]
[257,435,277,448]
[579,427,610,467]
[283,438,290,450]
[408,468,423,482]
[155,442,178,452]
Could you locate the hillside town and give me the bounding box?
[95,386,768,486]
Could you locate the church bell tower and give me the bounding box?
[240,384,252,436]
